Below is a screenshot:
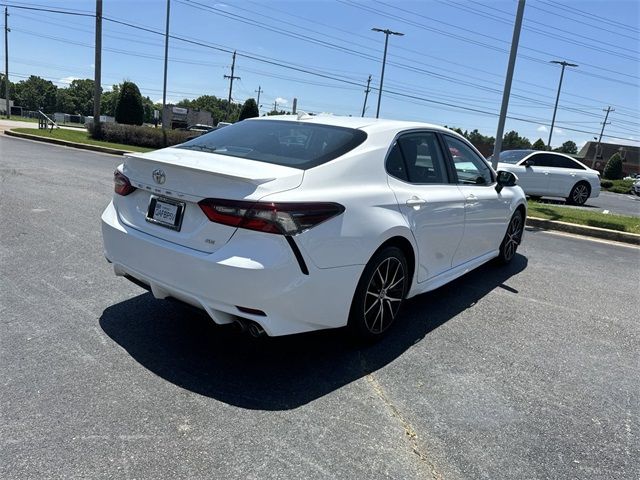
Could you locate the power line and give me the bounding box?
[0,2,94,17]
[537,0,640,34]
[342,0,639,85]
[11,1,638,121]
[442,0,639,57]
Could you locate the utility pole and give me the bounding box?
[273,99,277,113]
[594,106,614,167]
[361,74,372,117]
[372,28,404,119]
[255,85,262,107]
[491,0,525,169]
[4,7,10,119]
[598,106,614,143]
[547,60,578,149]
[224,50,240,121]
[161,0,170,132]
[93,0,102,135]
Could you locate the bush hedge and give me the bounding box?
[89,122,194,149]
[603,153,623,180]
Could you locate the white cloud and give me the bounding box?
[275,97,288,105]
[536,125,548,133]
[59,76,79,85]
[154,98,180,105]
[555,128,564,136]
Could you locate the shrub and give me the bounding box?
[600,180,613,189]
[238,98,259,121]
[115,81,144,125]
[89,122,193,148]
[603,153,623,180]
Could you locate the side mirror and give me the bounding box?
[523,158,535,167]
[495,170,518,193]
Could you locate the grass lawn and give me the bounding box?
[11,127,153,153]
[528,201,640,234]
[601,179,635,194]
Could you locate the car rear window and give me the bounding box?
[177,119,367,169]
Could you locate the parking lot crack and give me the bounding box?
[360,354,443,480]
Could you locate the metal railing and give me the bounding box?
[38,110,59,132]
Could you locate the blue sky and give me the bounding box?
[4,0,639,148]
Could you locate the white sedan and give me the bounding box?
[495,150,600,205]
[102,115,527,340]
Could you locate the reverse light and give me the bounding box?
[114,170,136,196]
[198,198,345,235]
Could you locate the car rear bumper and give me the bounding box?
[101,201,363,336]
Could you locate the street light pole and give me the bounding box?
[161,0,171,131]
[547,60,578,149]
[372,28,403,119]
[491,0,525,169]
[4,7,10,119]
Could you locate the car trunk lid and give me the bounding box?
[114,147,304,253]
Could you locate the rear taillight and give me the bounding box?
[198,199,345,235]
[114,170,136,196]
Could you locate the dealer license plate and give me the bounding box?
[146,196,185,231]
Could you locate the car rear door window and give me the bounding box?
[555,156,585,169]
[443,135,493,185]
[529,153,558,167]
[397,132,449,184]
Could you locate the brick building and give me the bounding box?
[576,141,640,176]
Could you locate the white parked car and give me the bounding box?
[102,116,527,340]
[495,150,600,205]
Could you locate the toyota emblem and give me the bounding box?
[152,169,166,185]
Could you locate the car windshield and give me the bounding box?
[177,119,367,169]
[492,150,534,164]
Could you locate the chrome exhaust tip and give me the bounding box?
[247,322,265,338]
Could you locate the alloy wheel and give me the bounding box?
[572,184,589,205]
[503,214,522,262]
[363,257,406,334]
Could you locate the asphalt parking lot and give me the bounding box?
[1,135,639,479]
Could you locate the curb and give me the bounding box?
[4,129,132,155]
[527,216,640,245]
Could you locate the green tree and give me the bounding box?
[266,109,288,116]
[13,75,57,112]
[115,81,144,125]
[238,98,259,121]
[603,153,623,180]
[532,138,546,150]
[554,140,578,154]
[65,79,95,116]
[0,75,13,99]
[100,84,120,117]
[141,95,156,123]
[466,128,494,150]
[502,130,532,150]
[55,89,75,113]
[444,126,465,136]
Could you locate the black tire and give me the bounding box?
[348,246,408,341]
[498,210,524,264]
[567,182,591,206]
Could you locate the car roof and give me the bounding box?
[248,114,457,135]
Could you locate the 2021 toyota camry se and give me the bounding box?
[102,115,527,340]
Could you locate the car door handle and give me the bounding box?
[543,171,550,175]
[406,197,427,207]
[466,194,477,201]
